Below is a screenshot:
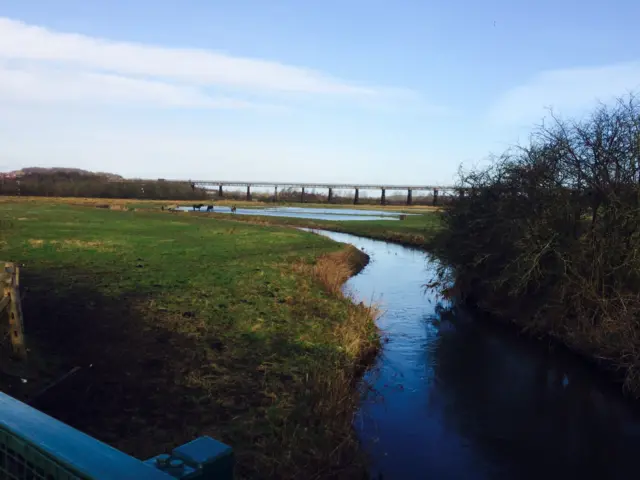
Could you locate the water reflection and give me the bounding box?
[430,305,640,479]
[312,230,640,480]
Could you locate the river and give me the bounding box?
[312,229,640,480]
[179,206,413,221]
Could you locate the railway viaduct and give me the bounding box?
[187,180,457,205]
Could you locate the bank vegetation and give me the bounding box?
[429,94,640,394]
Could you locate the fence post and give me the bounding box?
[2,263,27,360]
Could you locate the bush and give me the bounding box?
[429,94,640,393]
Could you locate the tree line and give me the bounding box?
[0,171,209,200]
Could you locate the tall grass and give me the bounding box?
[310,247,379,357]
[286,245,379,478]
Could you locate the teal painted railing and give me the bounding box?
[0,392,234,479]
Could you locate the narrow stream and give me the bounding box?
[312,230,640,480]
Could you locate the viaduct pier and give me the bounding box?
[187,180,457,205]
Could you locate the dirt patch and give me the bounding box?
[44,239,121,252]
[64,239,103,248]
[27,239,118,250]
[65,240,115,251]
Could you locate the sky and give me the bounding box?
[0,1,639,185]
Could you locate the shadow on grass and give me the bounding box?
[8,264,371,479]
[17,265,224,458]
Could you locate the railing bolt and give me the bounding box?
[155,454,171,468]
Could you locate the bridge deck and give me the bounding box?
[118,179,457,190]
[194,181,454,190]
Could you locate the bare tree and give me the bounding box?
[429,93,640,394]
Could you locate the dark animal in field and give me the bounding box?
[231,205,237,214]
[193,204,204,211]
[206,205,214,212]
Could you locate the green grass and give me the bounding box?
[2,197,442,248]
[191,210,442,248]
[0,199,378,479]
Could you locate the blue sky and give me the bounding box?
[0,0,639,185]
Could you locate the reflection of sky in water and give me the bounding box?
[312,229,640,480]
[177,206,414,221]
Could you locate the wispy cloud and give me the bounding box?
[0,17,414,109]
[0,64,262,109]
[488,61,640,126]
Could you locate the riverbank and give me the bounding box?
[191,210,441,248]
[427,97,640,397]
[315,230,640,479]
[0,200,378,478]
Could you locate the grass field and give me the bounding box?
[0,198,378,479]
[172,199,441,246]
[191,210,442,248]
[3,195,440,213]
[1,196,442,247]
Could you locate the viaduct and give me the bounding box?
[186,180,458,205]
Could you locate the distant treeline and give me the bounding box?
[0,170,454,205]
[429,93,640,394]
[0,171,209,200]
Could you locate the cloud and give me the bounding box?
[0,63,263,109]
[488,61,640,126]
[0,16,407,109]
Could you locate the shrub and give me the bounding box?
[429,94,640,393]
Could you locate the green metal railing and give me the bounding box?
[0,392,233,479]
[0,428,81,479]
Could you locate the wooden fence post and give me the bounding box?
[2,263,27,360]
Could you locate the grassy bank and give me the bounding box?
[188,210,441,248]
[429,95,640,396]
[0,199,378,478]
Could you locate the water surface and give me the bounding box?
[312,229,640,480]
[179,206,410,221]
